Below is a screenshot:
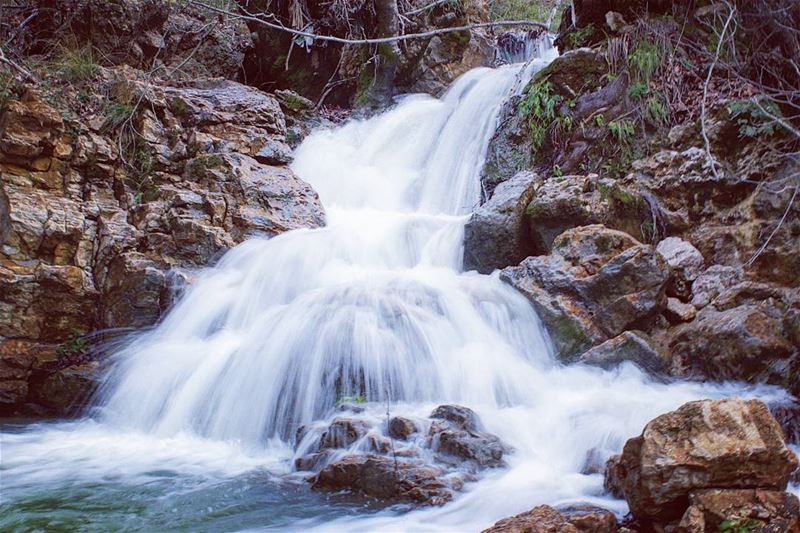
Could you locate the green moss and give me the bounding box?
[526,202,549,217]
[171,96,189,117]
[552,315,591,355]
[594,234,612,253]
[187,154,224,180]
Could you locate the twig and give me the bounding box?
[403,0,449,17]
[745,179,798,267]
[699,2,736,180]
[188,0,548,44]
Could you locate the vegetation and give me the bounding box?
[58,331,89,359]
[54,47,100,82]
[519,80,560,153]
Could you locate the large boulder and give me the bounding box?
[463,171,540,273]
[524,175,649,256]
[501,225,668,361]
[614,398,798,524]
[655,237,704,300]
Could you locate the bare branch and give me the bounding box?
[0,46,38,83]
[188,0,549,44]
[700,2,735,181]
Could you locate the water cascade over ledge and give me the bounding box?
[1,43,795,532]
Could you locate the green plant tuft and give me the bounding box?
[55,47,100,81]
[520,80,561,153]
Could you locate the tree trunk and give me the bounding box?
[365,0,400,109]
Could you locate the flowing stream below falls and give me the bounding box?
[1,44,797,532]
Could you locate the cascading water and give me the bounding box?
[1,45,797,532]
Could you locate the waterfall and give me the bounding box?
[96,60,557,443]
[1,45,794,533]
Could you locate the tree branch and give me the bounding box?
[188,0,548,44]
[0,47,38,83]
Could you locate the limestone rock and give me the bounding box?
[664,297,697,324]
[312,454,452,505]
[615,398,798,523]
[483,504,618,533]
[678,489,800,533]
[577,330,667,376]
[656,237,704,299]
[501,225,668,361]
[463,171,539,273]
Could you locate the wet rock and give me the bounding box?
[603,454,625,499]
[301,404,506,506]
[388,416,418,440]
[615,398,798,523]
[484,503,618,533]
[319,418,370,450]
[483,505,578,533]
[655,237,704,299]
[434,429,505,467]
[30,362,100,411]
[576,331,667,376]
[463,171,540,273]
[430,404,481,431]
[312,454,452,505]
[410,31,495,96]
[678,489,800,532]
[501,225,668,361]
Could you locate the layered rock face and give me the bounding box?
[468,5,800,391]
[0,77,325,414]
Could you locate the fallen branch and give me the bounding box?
[0,46,39,83]
[188,0,548,44]
[403,0,449,17]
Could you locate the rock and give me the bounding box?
[319,418,370,450]
[690,265,743,309]
[664,297,697,324]
[433,428,505,467]
[483,504,618,533]
[32,0,252,79]
[577,330,668,376]
[557,504,618,533]
[655,237,704,299]
[501,225,668,361]
[30,362,100,411]
[524,176,648,256]
[615,398,798,523]
[603,454,625,499]
[0,92,63,159]
[410,31,495,96]
[0,72,325,413]
[430,404,481,431]
[312,454,452,505]
[667,289,796,384]
[463,171,540,273]
[483,505,578,533]
[678,489,800,532]
[388,416,418,440]
[302,404,506,505]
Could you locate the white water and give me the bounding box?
[1,49,796,532]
